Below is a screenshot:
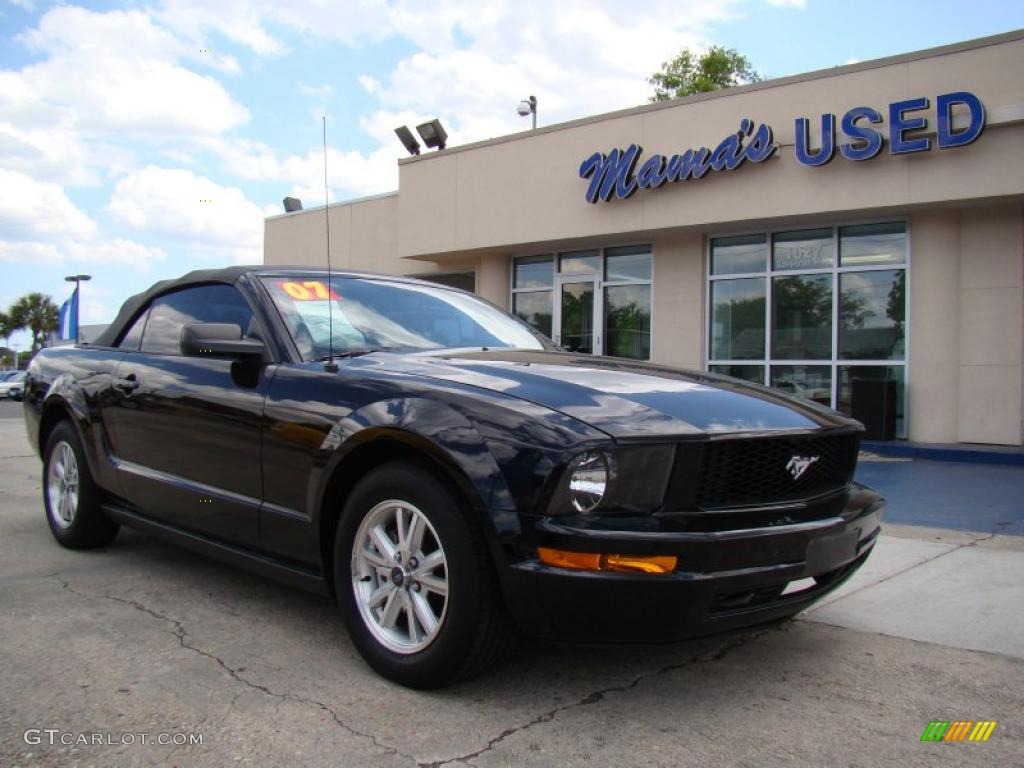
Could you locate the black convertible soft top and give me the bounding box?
[91,266,255,348]
[90,265,441,348]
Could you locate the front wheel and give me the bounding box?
[334,462,511,689]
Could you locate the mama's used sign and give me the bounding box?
[579,91,984,204]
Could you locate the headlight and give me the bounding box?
[568,452,608,513]
[546,445,675,516]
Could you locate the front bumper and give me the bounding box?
[502,485,883,643]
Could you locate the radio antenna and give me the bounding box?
[322,115,338,372]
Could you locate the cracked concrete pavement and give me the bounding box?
[0,415,1022,767]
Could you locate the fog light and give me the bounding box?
[569,452,607,513]
[537,547,677,574]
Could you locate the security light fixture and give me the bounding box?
[416,119,448,150]
[517,95,537,129]
[394,125,421,156]
[282,197,303,213]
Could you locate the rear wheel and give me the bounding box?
[43,421,119,549]
[334,461,510,689]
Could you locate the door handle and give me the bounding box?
[116,373,139,393]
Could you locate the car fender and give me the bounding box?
[315,396,519,538]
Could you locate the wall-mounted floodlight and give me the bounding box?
[394,125,421,156]
[282,197,303,213]
[517,95,537,130]
[416,119,448,150]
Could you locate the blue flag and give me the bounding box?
[58,287,78,341]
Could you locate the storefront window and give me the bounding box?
[771,273,833,359]
[710,278,765,360]
[514,255,553,289]
[605,246,653,281]
[839,270,905,359]
[711,234,767,275]
[840,222,906,266]
[773,228,834,270]
[707,222,908,436]
[771,365,832,406]
[512,291,552,338]
[559,250,599,274]
[837,365,906,435]
[709,364,766,384]
[604,284,650,359]
[512,247,651,359]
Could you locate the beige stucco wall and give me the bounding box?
[908,205,1024,445]
[265,32,1024,445]
[394,34,1024,260]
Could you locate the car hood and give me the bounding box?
[362,349,860,439]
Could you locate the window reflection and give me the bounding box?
[840,222,906,266]
[711,279,765,360]
[709,364,765,385]
[773,228,833,270]
[604,284,650,359]
[771,274,832,359]
[839,270,905,359]
[512,291,553,338]
[711,234,767,275]
[771,365,832,406]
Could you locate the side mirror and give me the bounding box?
[180,323,265,361]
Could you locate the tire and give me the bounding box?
[43,421,119,549]
[334,461,511,689]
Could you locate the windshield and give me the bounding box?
[261,276,548,360]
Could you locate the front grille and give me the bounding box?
[692,433,859,509]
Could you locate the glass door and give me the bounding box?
[554,276,600,354]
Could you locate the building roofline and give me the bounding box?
[398,27,1024,165]
[264,190,398,221]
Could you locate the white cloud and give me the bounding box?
[107,166,266,263]
[13,7,248,140]
[205,137,401,203]
[0,169,96,240]
[766,0,806,7]
[0,238,167,273]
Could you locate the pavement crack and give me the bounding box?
[54,577,416,764]
[418,628,770,768]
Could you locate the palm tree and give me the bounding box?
[10,293,59,351]
[0,310,14,349]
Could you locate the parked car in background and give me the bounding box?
[23,267,883,688]
[0,371,25,400]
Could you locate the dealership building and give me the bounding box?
[264,30,1024,447]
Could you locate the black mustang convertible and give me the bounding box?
[24,267,883,688]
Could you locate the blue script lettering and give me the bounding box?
[579,120,776,203]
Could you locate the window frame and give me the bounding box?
[705,219,910,437]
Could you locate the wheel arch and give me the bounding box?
[316,424,509,598]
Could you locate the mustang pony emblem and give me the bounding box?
[786,455,819,480]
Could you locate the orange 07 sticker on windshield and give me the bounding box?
[278,280,340,300]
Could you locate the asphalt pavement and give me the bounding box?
[1,411,1022,767]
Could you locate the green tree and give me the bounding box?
[649,46,762,102]
[10,293,59,351]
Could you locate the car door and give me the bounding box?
[106,283,271,547]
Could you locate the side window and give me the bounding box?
[117,308,150,351]
[140,284,256,356]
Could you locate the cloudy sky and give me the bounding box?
[1,0,1022,348]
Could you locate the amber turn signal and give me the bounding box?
[537,547,677,574]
